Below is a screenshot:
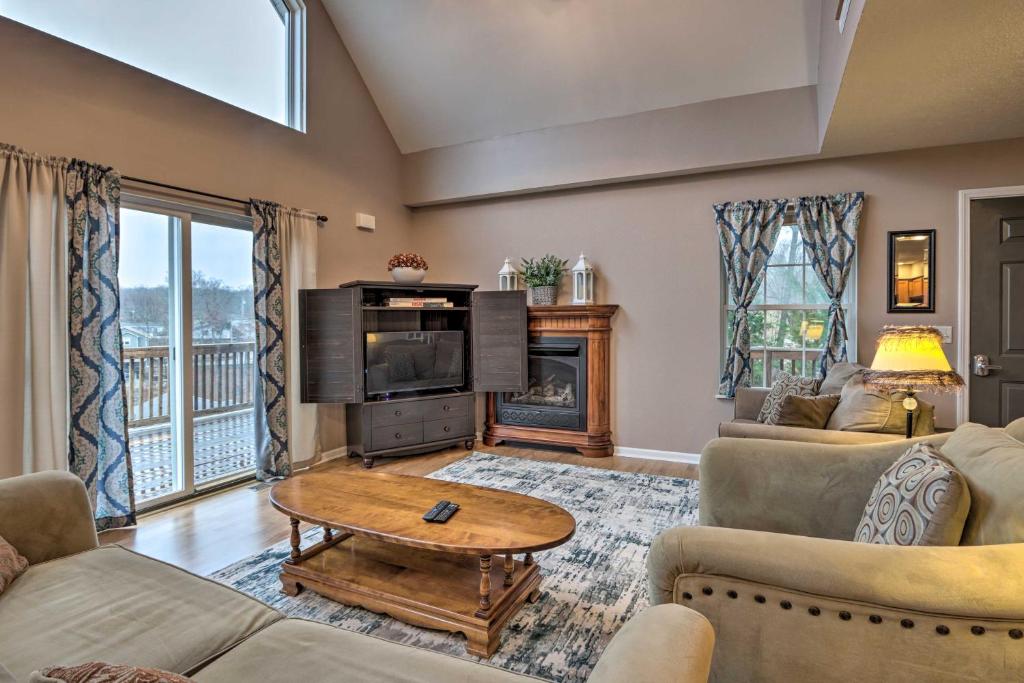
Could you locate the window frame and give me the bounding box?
[719,222,858,391]
[277,0,308,132]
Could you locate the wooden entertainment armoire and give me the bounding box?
[297,282,529,468]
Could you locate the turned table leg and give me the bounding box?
[322,527,333,543]
[524,552,534,566]
[477,555,492,615]
[504,553,515,586]
[288,518,301,564]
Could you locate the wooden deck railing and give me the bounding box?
[123,342,256,427]
[755,347,822,383]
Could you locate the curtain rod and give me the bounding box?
[122,175,328,223]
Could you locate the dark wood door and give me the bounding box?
[471,290,528,392]
[299,288,361,403]
[970,197,1024,426]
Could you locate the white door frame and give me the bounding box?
[956,185,1024,424]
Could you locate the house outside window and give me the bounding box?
[722,223,857,388]
[1,0,306,131]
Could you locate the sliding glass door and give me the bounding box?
[119,200,255,508]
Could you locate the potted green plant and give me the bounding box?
[520,254,568,305]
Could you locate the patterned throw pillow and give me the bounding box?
[757,372,821,425]
[0,533,28,593]
[855,443,970,546]
[32,663,192,683]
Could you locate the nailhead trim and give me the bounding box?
[702,587,714,596]
[754,595,766,604]
[901,619,915,629]
[839,611,852,621]
[971,626,986,636]
[936,625,950,636]
[727,590,738,599]
[1010,629,1023,640]
[808,606,821,616]
[869,615,882,624]
[682,592,693,600]
[780,600,792,610]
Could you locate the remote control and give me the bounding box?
[423,500,450,522]
[432,502,460,523]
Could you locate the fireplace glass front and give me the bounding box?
[498,337,587,431]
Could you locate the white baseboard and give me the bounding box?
[314,446,349,465]
[614,446,700,465]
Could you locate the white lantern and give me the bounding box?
[571,253,595,305]
[498,257,519,291]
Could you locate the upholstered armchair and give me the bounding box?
[648,420,1024,682]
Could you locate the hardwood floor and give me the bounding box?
[100,444,698,576]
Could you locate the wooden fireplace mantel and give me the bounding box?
[484,304,619,458]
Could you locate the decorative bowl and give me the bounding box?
[391,267,427,284]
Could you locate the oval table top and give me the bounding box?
[270,469,576,555]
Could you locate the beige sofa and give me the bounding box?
[0,471,714,683]
[648,419,1024,682]
[718,385,932,444]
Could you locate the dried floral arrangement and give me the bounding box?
[387,253,428,271]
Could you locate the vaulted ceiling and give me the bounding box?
[324,0,822,153]
[322,0,1024,205]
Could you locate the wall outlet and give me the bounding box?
[356,213,375,231]
[934,325,953,344]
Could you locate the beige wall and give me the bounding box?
[0,5,413,451]
[412,137,1024,455]
[402,86,820,206]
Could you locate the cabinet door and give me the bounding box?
[471,290,528,392]
[299,288,361,403]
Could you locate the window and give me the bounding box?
[1,0,306,130]
[722,224,857,388]
[119,195,256,508]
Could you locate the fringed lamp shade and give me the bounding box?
[864,326,964,392]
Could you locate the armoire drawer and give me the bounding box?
[370,401,425,427]
[421,395,473,422]
[370,423,423,451]
[423,415,473,443]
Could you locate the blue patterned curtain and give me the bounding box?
[66,160,136,530]
[250,199,290,480]
[796,192,864,379]
[716,199,788,397]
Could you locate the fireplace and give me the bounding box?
[497,338,587,431]
[484,304,618,458]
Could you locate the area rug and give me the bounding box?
[208,452,699,682]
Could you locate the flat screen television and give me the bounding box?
[365,331,465,396]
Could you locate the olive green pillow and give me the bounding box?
[826,374,935,435]
[940,422,1024,545]
[775,394,841,429]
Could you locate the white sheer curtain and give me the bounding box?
[279,207,320,468]
[0,145,69,478]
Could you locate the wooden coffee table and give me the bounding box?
[269,469,576,657]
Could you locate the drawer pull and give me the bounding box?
[443,404,451,412]
[394,432,402,439]
[394,410,402,416]
[443,425,451,432]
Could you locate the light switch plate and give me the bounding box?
[934,325,953,344]
[356,213,375,232]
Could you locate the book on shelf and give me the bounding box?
[386,297,449,303]
[385,301,455,308]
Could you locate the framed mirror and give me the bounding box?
[887,229,935,313]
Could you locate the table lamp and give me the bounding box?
[863,325,964,438]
